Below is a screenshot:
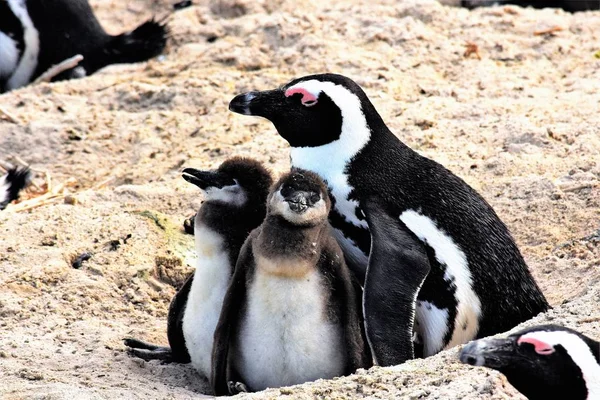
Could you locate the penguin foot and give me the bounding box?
[124,337,164,351]
[183,214,195,235]
[124,338,173,363]
[227,381,248,395]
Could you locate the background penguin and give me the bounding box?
[125,157,273,380]
[211,169,371,396]
[0,0,167,93]
[228,73,549,367]
[460,325,600,400]
[0,166,31,210]
[460,1,600,12]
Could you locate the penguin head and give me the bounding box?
[268,169,330,226]
[229,74,385,149]
[182,157,272,208]
[459,325,600,400]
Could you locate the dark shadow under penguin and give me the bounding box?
[460,325,600,400]
[228,73,549,367]
[211,170,371,396]
[0,166,31,210]
[0,0,167,93]
[125,158,273,380]
[460,0,600,12]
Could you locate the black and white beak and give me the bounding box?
[229,89,284,117]
[460,337,517,369]
[283,190,321,214]
[182,168,234,190]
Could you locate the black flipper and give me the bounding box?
[361,197,430,366]
[211,236,253,396]
[124,270,193,363]
[166,270,193,363]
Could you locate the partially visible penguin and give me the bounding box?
[125,158,273,380]
[0,0,167,93]
[460,325,600,400]
[0,166,30,210]
[228,73,549,366]
[460,1,600,12]
[211,170,371,396]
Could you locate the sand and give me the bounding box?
[0,0,598,398]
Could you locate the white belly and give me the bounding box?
[233,267,346,391]
[182,226,232,378]
[0,32,19,79]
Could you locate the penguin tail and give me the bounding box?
[0,167,31,210]
[104,18,168,65]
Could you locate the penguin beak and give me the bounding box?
[284,191,320,214]
[459,338,517,369]
[229,89,283,118]
[182,168,235,190]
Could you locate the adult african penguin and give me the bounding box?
[0,166,30,210]
[228,73,549,366]
[460,325,600,400]
[125,158,273,380]
[0,0,167,93]
[211,169,371,395]
[460,0,600,12]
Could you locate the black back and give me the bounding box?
[25,0,110,78]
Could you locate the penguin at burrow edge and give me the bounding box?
[211,169,372,395]
[228,73,550,366]
[0,0,167,93]
[125,157,273,380]
[460,324,600,400]
[0,166,31,210]
[460,1,600,13]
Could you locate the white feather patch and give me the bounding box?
[0,32,19,78]
[182,225,232,378]
[520,330,600,398]
[289,80,370,230]
[204,182,246,206]
[5,0,39,90]
[415,301,450,357]
[233,267,346,391]
[400,210,482,353]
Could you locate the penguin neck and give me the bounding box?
[254,214,325,266]
[196,201,264,256]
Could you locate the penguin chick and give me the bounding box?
[229,73,549,366]
[211,169,371,396]
[125,157,272,380]
[460,325,600,400]
[0,167,31,210]
[0,0,167,93]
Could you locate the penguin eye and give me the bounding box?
[517,336,555,356]
[284,87,319,107]
[309,193,320,204]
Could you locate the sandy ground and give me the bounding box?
[0,0,599,398]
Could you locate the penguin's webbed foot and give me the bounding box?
[227,381,248,395]
[124,338,174,363]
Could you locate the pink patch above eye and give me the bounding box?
[284,87,318,106]
[518,336,556,355]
